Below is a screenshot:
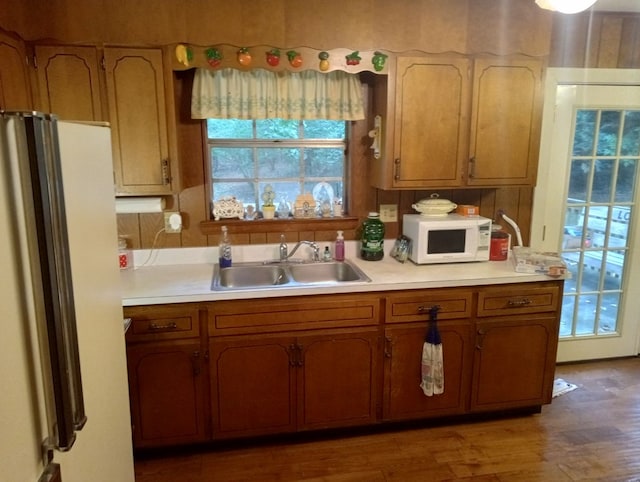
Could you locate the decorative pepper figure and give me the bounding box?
[372,51,388,72]
[318,51,330,71]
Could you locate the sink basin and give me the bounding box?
[215,265,289,289]
[289,262,364,283]
[212,260,370,291]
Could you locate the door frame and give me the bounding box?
[532,68,640,361]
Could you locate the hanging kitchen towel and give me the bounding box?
[420,307,444,396]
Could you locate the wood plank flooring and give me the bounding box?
[134,357,640,481]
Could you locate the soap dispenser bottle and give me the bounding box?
[219,225,232,267]
[334,230,345,261]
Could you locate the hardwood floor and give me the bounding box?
[134,357,640,481]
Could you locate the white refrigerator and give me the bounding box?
[0,112,135,482]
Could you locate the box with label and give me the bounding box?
[456,205,479,216]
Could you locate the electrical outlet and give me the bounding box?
[164,212,182,233]
[379,204,398,222]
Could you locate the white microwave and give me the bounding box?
[403,214,492,264]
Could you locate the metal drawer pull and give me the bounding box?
[149,321,178,331]
[507,298,532,307]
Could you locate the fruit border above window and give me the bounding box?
[171,44,390,74]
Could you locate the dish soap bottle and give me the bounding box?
[334,230,345,261]
[219,225,232,267]
[360,212,385,261]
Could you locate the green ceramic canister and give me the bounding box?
[360,212,385,261]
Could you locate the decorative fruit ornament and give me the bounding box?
[318,51,330,71]
[372,51,388,72]
[205,47,223,68]
[286,50,303,68]
[266,48,280,67]
[345,51,361,66]
[175,44,193,67]
[237,47,252,66]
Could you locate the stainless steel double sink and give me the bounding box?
[212,260,371,291]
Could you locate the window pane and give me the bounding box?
[621,111,640,156]
[615,159,637,202]
[257,148,301,178]
[604,250,624,290]
[560,296,575,337]
[568,159,592,202]
[207,119,253,139]
[304,148,344,177]
[214,181,256,206]
[573,109,596,156]
[609,210,630,248]
[592,159,614,202]
[256,119,299,139]
[575,294,598,336]
[304,120,345,139]
[598,292,620,334]
[211,147,254,178]
[596,110,622,156]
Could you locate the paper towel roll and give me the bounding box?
[115,197,165,214]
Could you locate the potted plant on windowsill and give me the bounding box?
[261,184,276,219]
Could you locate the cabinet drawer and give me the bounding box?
[209,294,380,335]
[386,289,473,323]
[477,283,561,317]
[125,305,201,342]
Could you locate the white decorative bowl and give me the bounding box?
[412,194,457,217]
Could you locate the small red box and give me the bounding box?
[456,205,479,216]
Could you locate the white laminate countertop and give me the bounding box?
[120,242,564,306]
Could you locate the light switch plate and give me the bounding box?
[379,204,398,222]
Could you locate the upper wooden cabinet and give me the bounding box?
[371,55,544,189]
[33,44,176,195]
[34,45,104,121]
[377,56,471,189]
[0,30,33,111]
[468,58,543,187]
[104,47,174,195]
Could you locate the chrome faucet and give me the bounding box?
[279,236,320,262]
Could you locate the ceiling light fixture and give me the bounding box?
[535,0,598,14]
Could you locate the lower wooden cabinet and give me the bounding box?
[210,328,379,439]
[124,304,208,448]
[124,280,563,448]
[383,321,472,421]
[126,341,208,448]
[471,315,559,411]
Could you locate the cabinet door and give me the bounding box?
[391,57,470,188]
[468,58,543,186]
[383,322,471,421]
[0,31,32,111]
[210,336,297,439]
[471,315,558,412]
[34,45,103,121]
[126,340,208,448]
[104,47,172,195]
[297,329,379,430]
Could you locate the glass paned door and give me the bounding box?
[532,75,640,362]
[561,109,638,339]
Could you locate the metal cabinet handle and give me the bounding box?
[507,298,532,307]
[162,159,171,185]
[149,321,177,331]
[384,336,392,358]
[394,158,401,181]
[476,328,487,350]
[191,351,201,376]
[288,344,297,367]
[468,156,476,179]
[296,344,304,367]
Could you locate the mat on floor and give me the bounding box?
[553,378,578,398]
